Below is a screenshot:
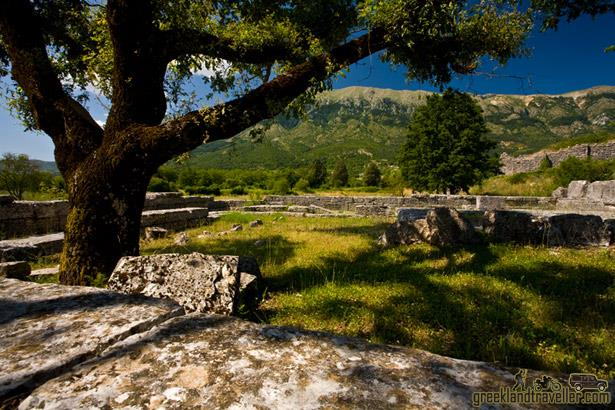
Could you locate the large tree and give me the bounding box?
[0,1,607,285]
[400,90,498,194]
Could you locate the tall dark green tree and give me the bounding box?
[363,162,382,187]
[400,90,499,194]
[307,159,327,188]
[330,160,349,187]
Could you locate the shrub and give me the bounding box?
[294,178,311,193]
[271,178,291,195]
[363,162,382,187]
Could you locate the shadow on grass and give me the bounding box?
[261,241,614,376]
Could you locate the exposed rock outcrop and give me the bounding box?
[108,253,262,315]
[380,207,479,247]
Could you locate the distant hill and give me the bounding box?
[186,86,615,173]
[31,160,59,175]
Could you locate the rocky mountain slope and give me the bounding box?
[186,86,615,171]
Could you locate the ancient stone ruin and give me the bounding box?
[108,253,262,315]
[2,278,590,409]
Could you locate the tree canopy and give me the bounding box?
[399,90,499,194]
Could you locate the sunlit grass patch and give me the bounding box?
[143,213,615,378]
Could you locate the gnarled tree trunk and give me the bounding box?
[58,133,156,285]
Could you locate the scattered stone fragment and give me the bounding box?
[174,232,190,246]
[604,219,615,246]
[144,226,169,241]
[551,186,568,199]
[567,180,590,199]
[0,195,14,205]
[0,279,182,404]
[381,207,479,247]
[29,266,60,278]
[249,220,263,228]
[108,253,262,315]
[231,224,243,232]
[0,261,31,280]
[483,210,539,244]
[253,239,266,247]
[217,231,228,237]
[539,214,610,247]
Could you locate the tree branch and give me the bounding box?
[0,0,103,175]
[142,28,387,162]
[105,0,168,130]
[160,28,307,65]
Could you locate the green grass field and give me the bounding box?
[138,213,615,379]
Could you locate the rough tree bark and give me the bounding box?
[0,0,387,285]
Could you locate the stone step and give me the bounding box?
[141,207,209,231]
[29,266,60,278]
[0,279,183,405]
[0,233,65,262]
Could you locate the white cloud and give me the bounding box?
[95,119,105,128]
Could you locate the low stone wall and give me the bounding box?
[500,140,615,175]
[0,193,213,239]
[263,194,557,214]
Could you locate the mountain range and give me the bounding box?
[185,85,615,173]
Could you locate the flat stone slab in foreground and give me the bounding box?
[22,314,565,410]
[0,279,183,402]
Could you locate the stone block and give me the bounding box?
[249,220,263,228]
[0,261,31,279]
[141,207,209,231]
[144,226,169,241]
[483,211,539,244]
[551,187,568,199]
[0,195,14,205]
[0,279,182,403]
[20,313,557,410]
[540,214,610,247]
[476,196,506,210]
[567,180,590,199]
[383,207,479,247]
[586,180,615,203]
[0,233,64,262]
[108,253,262,315]
[397,208,429,222]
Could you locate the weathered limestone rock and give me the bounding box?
[0,261,31,279]
[540,214,610,247]
[381,207,479,247]
[173,231,190,246]
[29,266,60,278]
[0,279,183,404]
[396,208,429,222]
[604,219,615,246]
[108,253,262,315]
[249,219,263,228]
[551,186,568,199]
[0,233,64,261]
[586,180,615,203]
[475,195,506,210]
[483,211,539,244]
[141,207,209,231]
[144,226,169,241]
[0,195,14,205]
[231,223,243,231]
[21,314,570,410]
[421,207,479,246]
[567,180,590,199]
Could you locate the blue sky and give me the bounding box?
[1,13,613,161]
